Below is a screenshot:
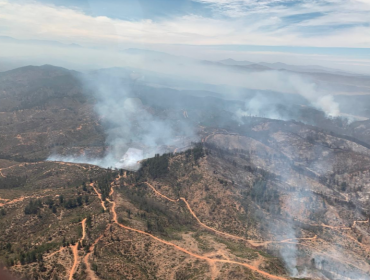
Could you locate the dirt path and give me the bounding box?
[91,183,106,211]
[0,194,48,207]
[312,220,370,252]
[320,223,351,230]
[0,159,86,178]
[294,217,367,231]
[68,218,87,280]
[83,224,111,280]
[0,161,43,173]
[145,183,265,245]
[111,184,287,280]
[6,160,367,279]
[144,182,368,275]
[144,182,179,203]
[295,217,370,249]
[179,197,251,242]
[145,182,249,241]
[82,219,87,240]
[202,133,215,143]
[202,130,234,143]
[46,246,65,259]
[54,161,88,170]
[144,182,321,250]
[0,160,74,178]
[0,197,10,204]
[352,219,369,228]
[248,235,317,247]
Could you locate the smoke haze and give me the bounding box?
[44,46,364,170]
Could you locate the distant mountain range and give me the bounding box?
[0,35,360,76]
[218,58,360,76]
[0,37,369,96]
[120,48,363,77]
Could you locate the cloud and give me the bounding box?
[0,0,370,48]
[192,0,370,46]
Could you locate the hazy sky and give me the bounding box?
[0,0,369,72]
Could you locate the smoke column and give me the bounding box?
[48,70,197,169]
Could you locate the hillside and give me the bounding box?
[0,65,370,280]
[0,65,105,161]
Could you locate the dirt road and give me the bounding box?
[91,183,106,211]
[112,183,287,280]
[83,224,111,280]
[68,218,87,280]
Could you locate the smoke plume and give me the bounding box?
[48,69,197,169]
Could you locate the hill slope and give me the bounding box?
[1,65,370,280]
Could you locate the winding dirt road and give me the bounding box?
[179,197,251,242]
[145,182,309,247]
[68,218,87,280]
[141,181,370,276]
[111,183,287,280]
[91,183,106,211]
[144,182,179,203]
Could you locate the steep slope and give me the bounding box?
[2,120,370,279]
[0,149,290,280]
[0,65,105,161]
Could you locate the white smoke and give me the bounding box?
[288,75,340,117]
[235,93,287,121]
[48,70,198,169]
[235,73,340,121]
[44,48,345,171]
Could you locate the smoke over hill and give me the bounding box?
[44,49,365,169]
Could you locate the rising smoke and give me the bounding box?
[48,69,198,170]
[48,53,343,169]
[259,128,370,280]
[235,73,340,121]
[42,49,370,279]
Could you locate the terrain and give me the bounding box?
[0,65,370,280]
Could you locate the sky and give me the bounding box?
[0,0,370,73]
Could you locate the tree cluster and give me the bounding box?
[24,199,43,215]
